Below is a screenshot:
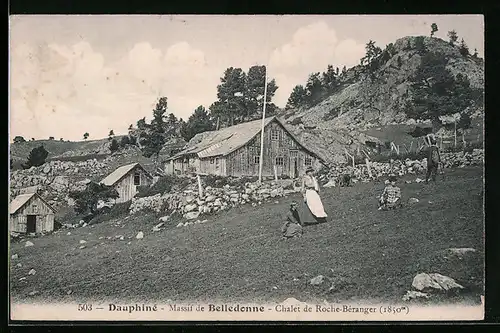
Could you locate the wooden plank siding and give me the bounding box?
[10,195,55,234]
[113,167,153,203]
[166,118,323,178]
[225,121,320,178]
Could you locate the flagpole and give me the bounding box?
[258,65,268,183]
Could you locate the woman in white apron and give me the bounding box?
[301,166,328,222]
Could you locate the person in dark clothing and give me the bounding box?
[281,201,303,239]
[426,135,441,182]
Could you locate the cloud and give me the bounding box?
[269,21,366,106]
[10,40,219,141]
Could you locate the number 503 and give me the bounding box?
[78,304,93,311]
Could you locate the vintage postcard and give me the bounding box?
[9,14,484,322]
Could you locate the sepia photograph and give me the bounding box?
[9,14,484,321]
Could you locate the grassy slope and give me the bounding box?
[10,167,483,305]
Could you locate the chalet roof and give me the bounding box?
[100,163,152,186]
[10,193,56,215]
[169,117,276,160]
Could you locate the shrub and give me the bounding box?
[110,139,119,152]
[69,182,119,216]
[90,201,131,225]
[22,145,49,169]
[203,175,230,188]
[289,117,303,126]
[136,175,183,197]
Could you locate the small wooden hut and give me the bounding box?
[100,163,153,203]
[10,193,56,234]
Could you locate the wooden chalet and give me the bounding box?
[100,163,153,203]
[10,192,56,234]
[165,116,325,178]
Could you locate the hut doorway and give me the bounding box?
[289,150,299,179]
[27,215,37,233]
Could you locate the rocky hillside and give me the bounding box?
[280,36,484,163]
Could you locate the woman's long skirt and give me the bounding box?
[305,189,328,218]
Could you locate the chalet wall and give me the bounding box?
[199,157,226,176]
[226,121,320,178]
[114,167,153,203]
[10,195,55,234]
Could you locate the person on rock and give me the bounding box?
[281,201,303,239]
[426,135,441,182]
[301,166,328,222]
[378,175,402,211]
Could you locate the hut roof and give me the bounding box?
[10,193,56,215]
[168,116,325,162]
[100,163,152,186]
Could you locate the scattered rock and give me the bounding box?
[79,240,87,244]
[408,197,419,204]
[415,178,424,183]
[310,275,325,286]
[67,232,72,235]
[136,231,144,239]
[28,269,36,275]
[79,245,86,249]
[28,291,39,296]
[412,272,464,292]
[25,241,34,247]
[447,248,476,256]
[176,222,183,228]
[11,254,18,260]
[323,179,336,188]
[159,216,170,222]
[184,211,200,220]
[16,263,22,268]
[66,290,72,295]
[402,290,430,301]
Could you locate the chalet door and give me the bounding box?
[289,150,299,179]
[26,215,36,233]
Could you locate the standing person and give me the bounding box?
[281,201,303,239]
[426,135,441,182]
[301,166,328,222]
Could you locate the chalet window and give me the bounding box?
[276,157,284,166]
[271,130,281,141]
[215,158,220,168]
[210,158,215,164]
[134,171,141,185]
[290,139,297,148]
[32,204,39,213]
[290,150,298,158]
[254,156,260,164]
[305,156,313,166]
[240,153,246,164]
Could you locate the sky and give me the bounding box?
[9,15,484,141]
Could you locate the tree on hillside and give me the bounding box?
[245,65,278,119]
[286,85,308,109]
[13,136,26,144]
[305,72,325,107]
[141,97,168,162]
[128,124,133,130]
[120,136,130,147]
[212,67,247,126]
[167,113,177,125]
[459,39,470,57]
[108,130,115,137]
[472,48,478,58]
[31,138,35,141]
[109,138,119,153]
[406,52,481,130]
[447,30,458,46]
[321,65,339,92]
[22,145,49,169]
[180,105,215,141]
[360,40,382,67]
[414,36,427,55]
[137,117,148,130]
[49,136,55,140]
[83,132,89,140]
[69,182,119,216]
[60,138,64,141]
[430,23,439,37]
[341,66,347,76]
